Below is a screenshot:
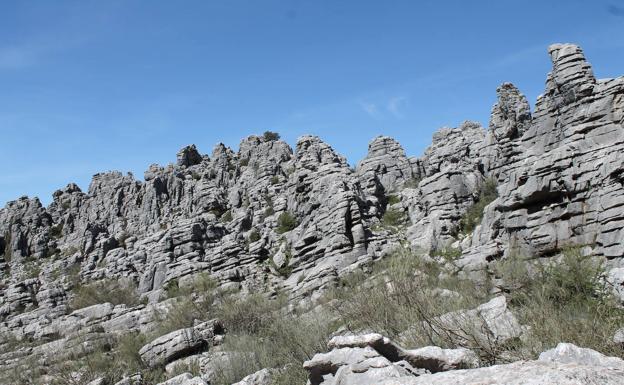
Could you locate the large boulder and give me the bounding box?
[139,319,224,368]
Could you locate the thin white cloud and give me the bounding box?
[387,96,408,118]
[360,101,381,118]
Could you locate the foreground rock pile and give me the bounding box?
[1,43,624,384]
[302,335,624,385]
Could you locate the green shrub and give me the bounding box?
[216,294,285,335]
[262,131,280,141]
[431,247,462,263]
[270,175,280,185]
[248,230,261,243]
[276,212,297,234]
[240,158,250,167]
[460,178,498,234]
[70,279,142,311]
[49,223,63,239]
[221,210,233,223]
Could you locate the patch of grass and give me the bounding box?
[270,175,280,185]
[276,212,297,234]
[387,195,401,205]
[164,272,217,299]
[70,279,142,311]
[431,246,462,263]
[460,178,498,234]
[381,207,406,227]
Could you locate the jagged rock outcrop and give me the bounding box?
[1,42,624,384]
[457,43,624,296]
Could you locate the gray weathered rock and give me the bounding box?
[139,319,224,368]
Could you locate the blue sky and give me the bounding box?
[2,0,624,206]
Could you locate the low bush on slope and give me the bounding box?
[493,246,624,360]
[70,279,144,311]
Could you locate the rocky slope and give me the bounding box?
[1,43,624,384]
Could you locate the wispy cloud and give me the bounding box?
[387,96,408,118]
[359,96,408,119]
[360,101,381,118]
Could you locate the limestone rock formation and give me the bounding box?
[305,334,624,385]
[1,42,624,384]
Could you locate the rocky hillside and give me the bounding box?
[1,43,624,385]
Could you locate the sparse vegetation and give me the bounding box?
[327,248,485,345]
[270,175,280,185]
[211,294,333,385]
[381,207,406,227]
[431,246,462,263]
[276,212,297,234]
[327,245,624,364]
[460,178,498,234]
[403,176,421,189]
[24,261,41,279]
[493,246,624,360]
[70,279,143,311]
[387,194,401,205]
[263,194,275,217]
